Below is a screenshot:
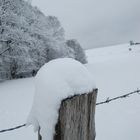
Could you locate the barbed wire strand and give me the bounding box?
[96,89,140,105]
[0,89,140,133]
[0,124,26,133]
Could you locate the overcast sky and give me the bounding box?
[32,0,140,49]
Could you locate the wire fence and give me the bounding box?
[0,124,26,133]
[0,89,140,133]
[96,89,140,105]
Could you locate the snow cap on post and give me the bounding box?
[27,58,96,140]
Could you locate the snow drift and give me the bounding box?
[27,58,96,140]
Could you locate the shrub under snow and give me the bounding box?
[66,39,87,64]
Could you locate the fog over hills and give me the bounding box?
[32,0,140,49]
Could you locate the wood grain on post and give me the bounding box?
[38,89,97,140]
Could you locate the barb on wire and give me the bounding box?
[96,89,140,106]
[0,124,26,133]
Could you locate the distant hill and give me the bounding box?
[0,0,87,80]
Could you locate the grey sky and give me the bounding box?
[32,0,140,49]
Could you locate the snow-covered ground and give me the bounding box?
[0,44,140,140]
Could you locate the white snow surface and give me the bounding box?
[0,44,140,140]
[27,58,96,140]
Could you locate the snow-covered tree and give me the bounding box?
[66,39,87,64]
[0,0,85,80]
[27,0,32,4]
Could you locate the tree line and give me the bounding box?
[0,0,87,80]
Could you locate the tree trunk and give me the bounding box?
[38,89,97,140]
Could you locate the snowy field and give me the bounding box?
[0,44,140,140]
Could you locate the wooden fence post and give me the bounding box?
[38,89,97,140]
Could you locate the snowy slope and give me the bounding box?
[86,44,140,140]
[0,44,140,140]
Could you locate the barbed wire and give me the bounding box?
[0,124,26,133]
[0,89,140,133]
[96,89,140,105]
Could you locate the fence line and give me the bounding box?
[0,124,26,133]
[0,89,140,133]
[96,89,140,105]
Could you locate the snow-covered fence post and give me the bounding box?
[38,89,97,140]
[27,58,96,140]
